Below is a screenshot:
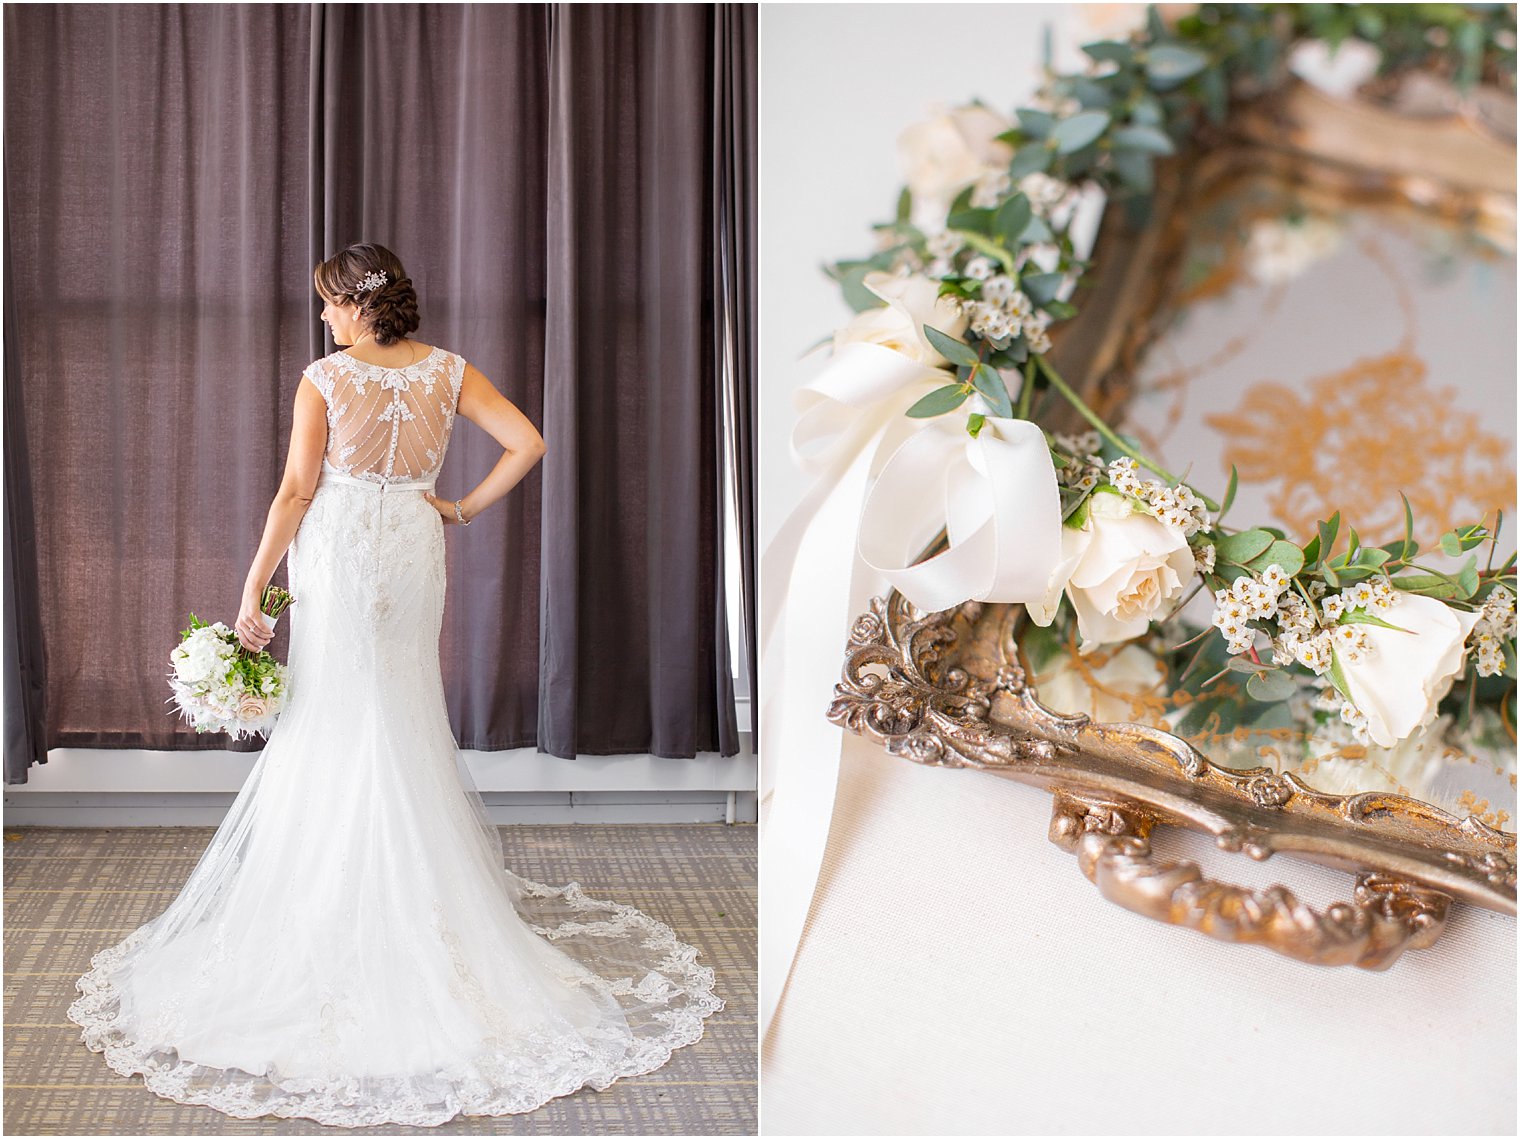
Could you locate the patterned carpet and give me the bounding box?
[3,824,757,1136]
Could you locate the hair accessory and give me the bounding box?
[355,270,388,294]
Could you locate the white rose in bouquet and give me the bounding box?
[171,627,231,685]
[1054,490,1196,651]
[1336,591,1481,748]
[834,271,969,366]
[897,104,1013,230]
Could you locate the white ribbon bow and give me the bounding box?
[761,347,1064,1039]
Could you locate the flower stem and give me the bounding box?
[1017,358,1036,419]
[1034,353,1220,511]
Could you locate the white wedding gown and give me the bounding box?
[67,345,723,1128]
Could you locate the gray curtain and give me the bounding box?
[2,2,750,780]
[715,3,757,738]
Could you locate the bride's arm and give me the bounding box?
[423,362,546,525]
[235,376,327,651]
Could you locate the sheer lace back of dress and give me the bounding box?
[305,345,465,484]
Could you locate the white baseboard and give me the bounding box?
[3,789,760,827]
[4,738,758,827]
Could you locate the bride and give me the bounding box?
[66,243,723,1128]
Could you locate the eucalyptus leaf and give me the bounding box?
[924,325,980,367]
[1145,43,1209,88]
[966,412,986,438]
[1214,528,1274,565]
[1326,649,1353,702]
[1110,148,1154,192]
[1082,40,1134,64]
[1199,63,1228,124]
[1131,95,1164,126]
[971,362,1014,418]
[1440,530,1464,558]
[1015,107,1055,139]
[1111,124,1176,154]
[1226,656,1272,674]
[1008,141,1053,180]
[994,194,1033,249]
[1316,512,1341,563]
[1069,77,1114,110]
[1246,669,1297,702]
[837,266,885,314]
[905,384,969,419]
[1051,110,1111,154]
[1020,271,1064,307]
[1245,540,1305,577]
[946,207,996,236]
[1457,556,1480,600]
[1329,565,1373,586]
[1019,214,1054,243]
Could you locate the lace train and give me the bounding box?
[67,875,723,1128]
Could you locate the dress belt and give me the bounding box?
[319,463,436,493]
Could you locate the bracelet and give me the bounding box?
[454,498,471,526]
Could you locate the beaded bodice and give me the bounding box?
[303,345,465,485]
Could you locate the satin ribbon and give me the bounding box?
[760,344,1063,1040]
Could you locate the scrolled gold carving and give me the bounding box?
[829,594,1515,969]
[1057,793,1452,969]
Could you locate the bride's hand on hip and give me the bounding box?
[235,593,274,653]
[422,491,463,525]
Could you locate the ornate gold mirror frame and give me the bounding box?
[830,74,1517,969]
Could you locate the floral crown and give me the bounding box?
[800,3,1516,751]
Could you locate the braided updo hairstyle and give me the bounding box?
[312,243,420,347]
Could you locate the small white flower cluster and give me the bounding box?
[924,229,965,278]
[1270,577,1395,675]
[1019,171,1075,215]
[1053,430,1100,456]
[1311,677,1370,742]
[961,273,1051,352]
[1051,431,1102,494]
[1106,458,1209,537]
[1212,566,1292,655]
[970,168,1012,209]
[1469,584,1516,677]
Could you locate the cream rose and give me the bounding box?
[897,104,1013,230]
[236,693,269,722]
[833,271,969,367]
[1336,592,1481,749]
[1050,490,1196,651]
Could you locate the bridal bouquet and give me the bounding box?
[167,585,295,740]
